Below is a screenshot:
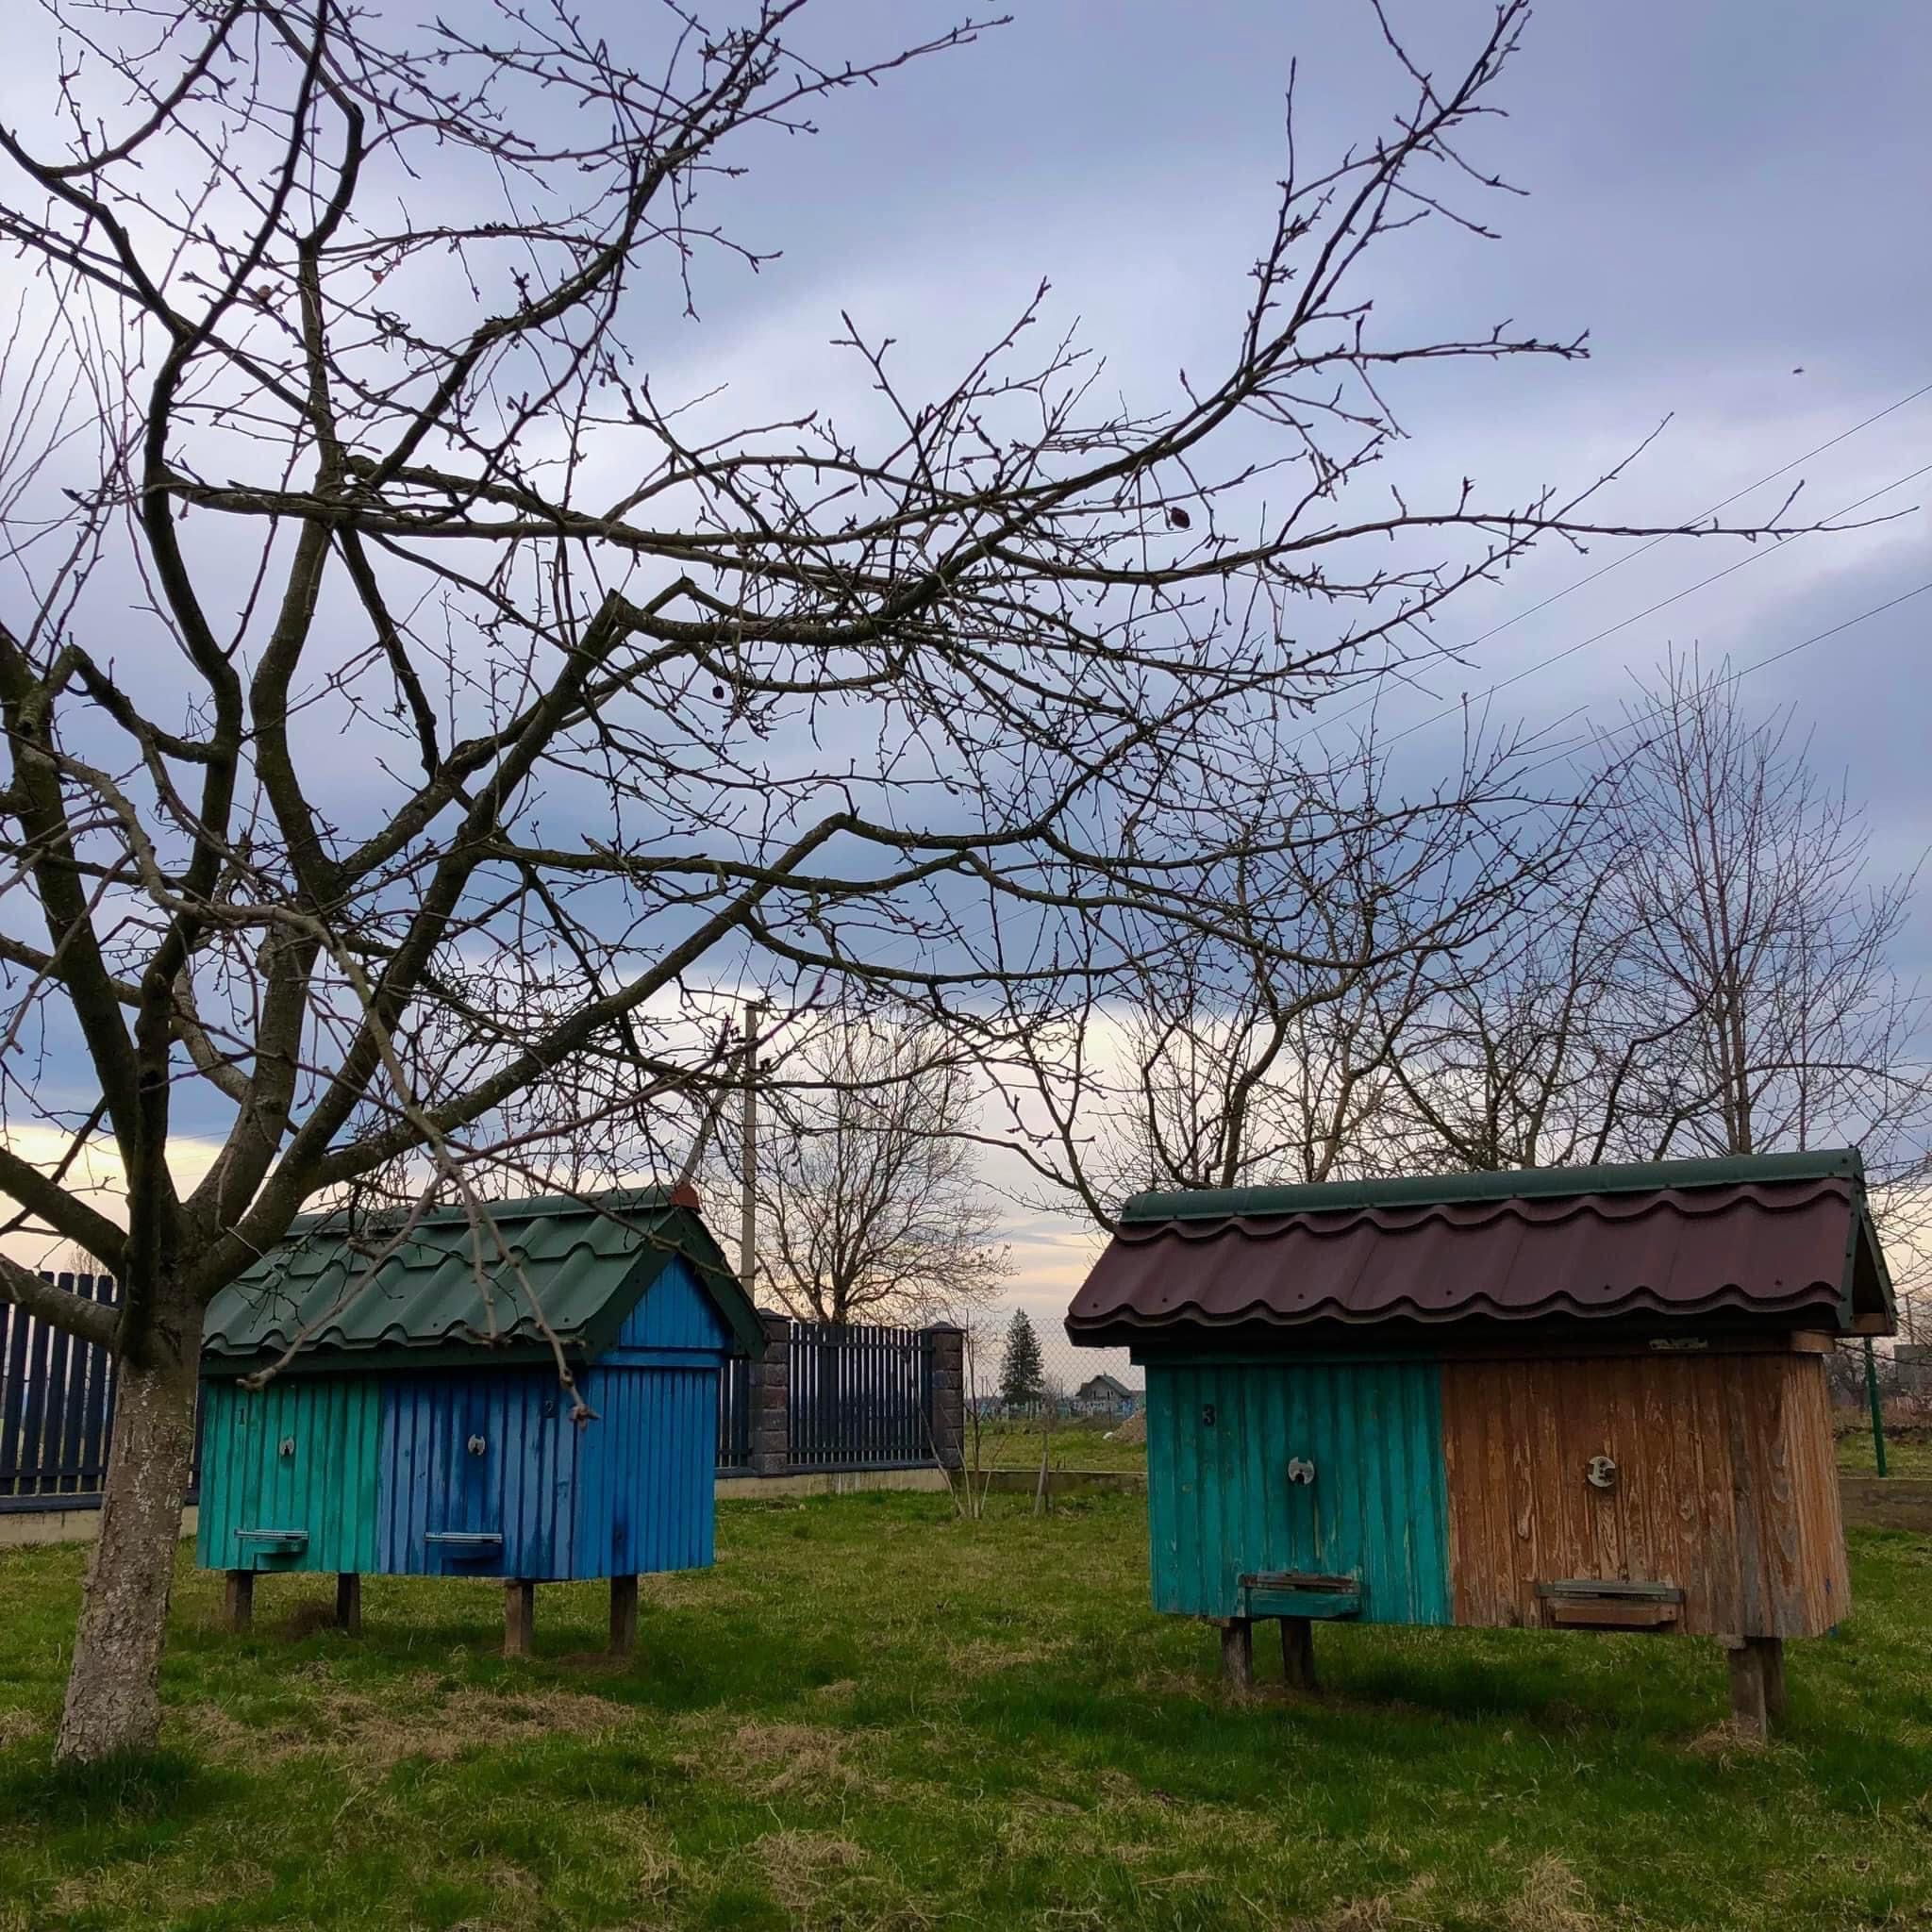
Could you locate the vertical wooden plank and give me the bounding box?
[57,1284,95,1493]
[1440,1360,1475,1623]
[1146,1366,1183,1613]
[1724,1359,1770,1638]
[335,1573,362,1636]
[1220,1617,1253,1690]
[608,1574,639,1655]
[11,1307,51,1498]
[503,1579,535,1658]
[224,1569,256,1633]
[0,1301,18,1494]
[1689,1356,1741,1637]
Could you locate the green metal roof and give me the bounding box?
[1121,1148,1869,1225]
[202,1187,762,1372]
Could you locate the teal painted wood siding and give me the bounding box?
[1145,1358,1452,1625]
[195,1374,382,1574]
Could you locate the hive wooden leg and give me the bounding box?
[223,1569,255,1634]
[335,1572,362,1637]
[504,1580,536,1659]
[1280,1616,1318,1692]
[608,1574,639,1657]
[1757,1637,1787,1723]
[1726,1637,1782,1738]
[1220,1617,1254,1691]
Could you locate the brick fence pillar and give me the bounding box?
[924,1324,965,1469]
[749,1310,791,1476]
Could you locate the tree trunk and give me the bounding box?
[55,1331,198,1764]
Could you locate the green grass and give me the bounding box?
[1836,1427,1932,1476]
[971,1416,1148,1471]
[2,1494,1929,1930]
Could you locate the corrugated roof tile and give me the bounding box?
[1068,1154,1894,1347]
[203,1188,762,1368]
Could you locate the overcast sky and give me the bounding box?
[703,0,1930,1361]
[5,2,1928,1372]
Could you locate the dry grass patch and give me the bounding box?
[0,1708,42,1749]
[679,1717,886,1799]
[754,1829,868,1914]
[181,1676,630,1769]
[1502,1854,1605,1932]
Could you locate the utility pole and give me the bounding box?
[740,997,766,1304]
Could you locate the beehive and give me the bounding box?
[1066,1151,1893,1733]
[196,1186,758,1652]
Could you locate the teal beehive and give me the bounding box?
[196,1186,759,1654]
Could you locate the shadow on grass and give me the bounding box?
[0,1743,239,1834]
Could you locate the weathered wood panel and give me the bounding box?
[1442,1353,1845,1639]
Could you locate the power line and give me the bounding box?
[1298,378,1932,751]
[1516,579,1932,783]
[1369,459,1932,752]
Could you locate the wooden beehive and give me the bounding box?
[196,1187,759,1653]
[1067,1151,1892,1734]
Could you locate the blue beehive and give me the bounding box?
[197,1186,759,1652]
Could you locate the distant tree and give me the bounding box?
[998,1310,1046,1412]
[990,728,1584,1218]
[1392,651,1932,1276]
[731,1010,1009,1326]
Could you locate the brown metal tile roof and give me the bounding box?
[1066,1154,1894,1347]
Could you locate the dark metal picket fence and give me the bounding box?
[2,1287,932,1510]
[786,1319,933,1470]
[0,1275,124,1511]
[716,1353,755,1472]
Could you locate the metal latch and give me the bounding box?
[1287,1457,1316,1486]
[1586,1454,1618,1491]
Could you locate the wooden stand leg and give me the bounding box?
[223,1569,255,1634]
[608,1574,639,1657]
[1220,1618,1254,1691]
[1759,1636,1787,1723]
[1726,1637,1782,1738]
[504,1580,536,1660]
[335,1572,362,1637]
[1280,1616,1318,1691]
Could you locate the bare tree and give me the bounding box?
[1393,651,1932,1254]
[725,1008,1008,1325]
[988,724,1591,1218]
[0,0,1821,1762]
[1604,651,1930,1174]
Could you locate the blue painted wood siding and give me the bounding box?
[575,1362,720,1574]
[1145,1358,1452,1625]
[199,1260,734,1588]
[195,1374,381,1574]
[616,1257,733,1354]
[377,1368,583,1579]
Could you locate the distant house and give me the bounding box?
[1072,1372,1137,1419]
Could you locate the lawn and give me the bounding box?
[2,1493,1929,1932]
[1836,1426,1932,1476]
[969,1416,1148,1472]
